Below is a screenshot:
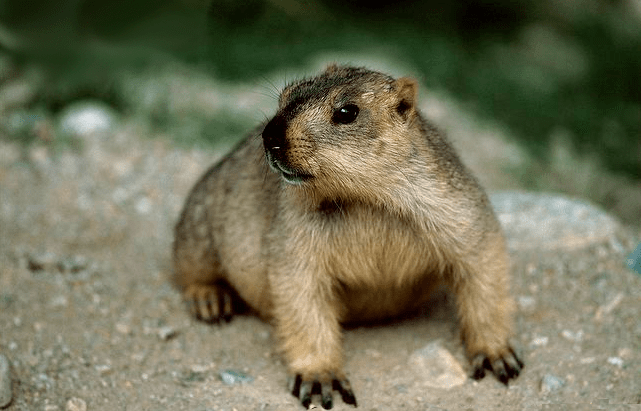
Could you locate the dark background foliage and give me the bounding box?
[1,0,639,181]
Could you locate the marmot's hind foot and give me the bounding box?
[183,282,239,323]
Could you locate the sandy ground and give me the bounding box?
[1,54,640,410]
[1,120,640,411]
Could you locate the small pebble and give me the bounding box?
[0,354,13,408]
[65,397,87,411]
[517,296,536,310]
[158,326,177,341]
[179,370,207,384]
[219,370,254,385]
[115,323,131,335]
[594,292,624,321]
[50,295,69,308]
[135,197,153,215]
[607,357,624,368]
[190,364,212,373]
[530,335,549,347]
[95,364,112,375]
[26,251,58,271]
[57,255,88,273]
[540,374,564,393]
[394,384,408,393]
[561,329,583,342]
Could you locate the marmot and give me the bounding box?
[172,64,523,409]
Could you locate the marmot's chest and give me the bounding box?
[310,206,440,288]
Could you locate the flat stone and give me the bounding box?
[409,341,467,389]
[0,354,13,408]
[490,191,622,251]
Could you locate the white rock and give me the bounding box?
[58,101,118,138]
[408,341,467,389]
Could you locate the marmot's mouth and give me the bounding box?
[266,152,313,185]
[280,170,312,185]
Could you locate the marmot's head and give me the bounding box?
[262,65,422,201]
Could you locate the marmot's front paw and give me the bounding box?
[182,283,235,323]
[289,373,357,409]
[471,346,524,385]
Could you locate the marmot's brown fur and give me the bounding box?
[172,64,523,409]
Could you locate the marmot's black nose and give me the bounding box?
[262,115,289,157]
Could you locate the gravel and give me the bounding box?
[0,354,12,408]
[1,58,640,410]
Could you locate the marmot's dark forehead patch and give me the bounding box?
[282,66,394,116]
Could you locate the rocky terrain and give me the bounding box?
[1,56,640,410]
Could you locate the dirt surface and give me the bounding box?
[1,56,641,410]
[1,123,640,411]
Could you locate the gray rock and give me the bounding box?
[0,354,13,408]
[408,341,467,389]
[491,191,622,251]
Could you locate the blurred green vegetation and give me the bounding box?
[1,0,639,179]
[201,0,641,178]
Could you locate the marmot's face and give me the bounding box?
[262,66,419,197]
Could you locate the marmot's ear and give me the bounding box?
[324,63,340,74]
[394,77,418,120]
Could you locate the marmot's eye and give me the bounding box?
[332,104,359,124]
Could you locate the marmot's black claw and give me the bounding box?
[183,282,246,324]
[290,374,357,409]
[471,348,524,385]
[471,354,489,380]
[320,381,333,409]
[333,378,357,406]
